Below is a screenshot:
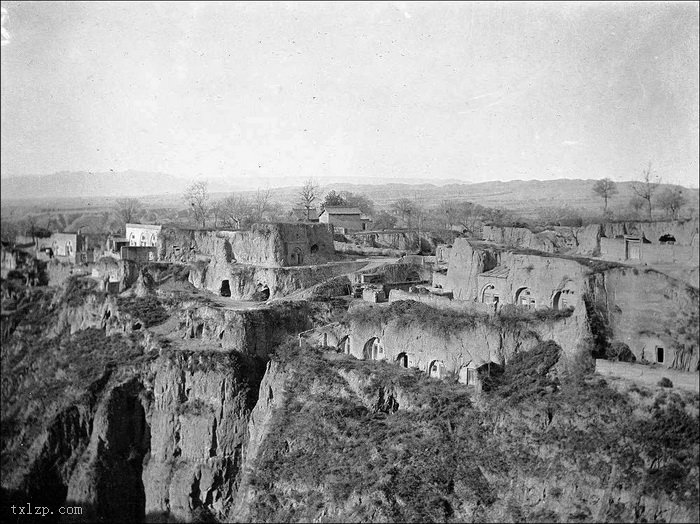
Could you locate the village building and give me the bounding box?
[35,231,90,264]
[125,223,161,247]
[318,206,367,232]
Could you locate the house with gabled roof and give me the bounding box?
[318,206,366,232]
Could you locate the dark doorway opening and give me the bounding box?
[220,280,231,297]
[396,352,408,368]
[656,347,664,364]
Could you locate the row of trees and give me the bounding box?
[592,164,689,221]
[107,169,691,235]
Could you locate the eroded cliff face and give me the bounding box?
[190,258,367,300]
[141,350,265,522]
[445,238,499,300]
[228,347,699,523]
[588,268,700,370]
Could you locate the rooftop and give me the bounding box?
[125,223,162,230]
[479,266,510,279]
[321,206,362,215]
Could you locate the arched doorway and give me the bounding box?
[220,280,231,297]
[337,335,351,355]
[310,244,319,254]
[553,289,575,310]
[290,247,304,266]
[363,337,383,360]
[481,284,499,308]
[396,352,408,368]
[428,360,445,379]
[140,234,147,246]
[515,287,535,309]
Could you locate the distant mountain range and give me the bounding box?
[0,171,468,200]
[1,172,697,219]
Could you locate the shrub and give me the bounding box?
[116,295,169,327]
[606,342,636,362]
[657,377,673,388]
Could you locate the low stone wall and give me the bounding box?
[333,241,405,257]
[595,359,699,393]
[388,289,493,314]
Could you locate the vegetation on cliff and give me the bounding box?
[247,341,699,523]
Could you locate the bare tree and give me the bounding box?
[655,187,686,220]
[592,178,618,215]
[298,179,319,221]
[221,193,252,229]
[391,198,415,227]
[251,188,272,223]
[632,163,660,220]
[628,195,646,218]
[113,198,143,228]
[183,181,210,227]
[210,200,224,228]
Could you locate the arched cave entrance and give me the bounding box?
[337,335,351,355]
[363,337,383,360]
[428,360,445,379]
[553,289,575,310]
[396,352,408,368]
[310,244,319,254]
[481,284,499,307]
[515,287,535,309]
[290,247,304,266]
[659,234,676,245]
[220,280,231,297]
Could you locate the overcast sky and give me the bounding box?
[1,1,698,187]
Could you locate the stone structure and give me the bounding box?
[158,222,334,267]
[125,223,161,247]
[441,237,699,371]
[34,232,90,264]
[318,206,365,231]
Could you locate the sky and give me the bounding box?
[1,1,698,188]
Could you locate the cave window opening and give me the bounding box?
[310,244,319,254]
[659,234,676,245]
[220,280,231,297]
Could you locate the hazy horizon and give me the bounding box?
[1,2,698,188]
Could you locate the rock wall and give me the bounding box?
[482,225,579,253]
[190,259,367,300]
[482,220,699,257]
[322,306,587,372]
[141,350,265,522]
[589,268,700,371]
[599,219,699,246]
[444,239,499,300]
[158,223,335,268]
[177,302,323,359]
